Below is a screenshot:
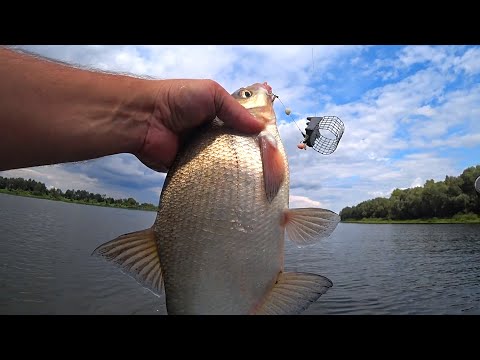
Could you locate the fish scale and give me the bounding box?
[153,119,288,314]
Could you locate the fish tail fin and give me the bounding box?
[253,272,333,315]
[92,227,164,296]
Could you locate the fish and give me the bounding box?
[92,82,340,315]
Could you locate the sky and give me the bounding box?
[1,45,479,214]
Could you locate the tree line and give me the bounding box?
[0,176,158,211]
[340,165,480,221]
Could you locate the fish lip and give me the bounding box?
[260,82,273,94]
[255,82,275,103]
[250,82,273,95]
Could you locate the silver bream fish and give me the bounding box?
[93,82,340,315]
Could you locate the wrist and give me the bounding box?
[110,77,160,156]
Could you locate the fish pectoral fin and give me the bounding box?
[258,131,286,202]
[254,272,333,315]
[92,227,164,296]
[282,208,340,247]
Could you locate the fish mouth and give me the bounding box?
[255,82,275,103]
[249,82,272,95]
[260,82,273,94]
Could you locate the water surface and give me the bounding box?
[1,193,479,314]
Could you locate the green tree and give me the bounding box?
[340,165,480,221]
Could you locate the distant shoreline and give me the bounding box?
[0,189,158,212]
[2,189,478,222]
[342,218,480,224]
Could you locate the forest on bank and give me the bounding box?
[340,165,480,222]
[2,165,480,220]
[0,176,158,211]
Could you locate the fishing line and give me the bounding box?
[270,46,345,155]
[272,94,305,137]
[271,47,316,137]
[271,46,318,138]
[312,47,317,118]
[312,47,314,74]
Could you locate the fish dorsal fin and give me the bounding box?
[254,272,333,315]
[282,208,340,247]
[92,227,164,296]
[258,131,286,202]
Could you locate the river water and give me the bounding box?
[1,193,479,315]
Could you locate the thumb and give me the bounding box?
[212,83,265,134]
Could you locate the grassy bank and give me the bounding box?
[342,213,480,224]
[0,189,158,212]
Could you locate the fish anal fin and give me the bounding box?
[92,227,164,296]
[254,272,333,315]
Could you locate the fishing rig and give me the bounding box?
[272,94,345,155]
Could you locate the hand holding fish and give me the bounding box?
[134,79,265,172]
[0,47,264,172]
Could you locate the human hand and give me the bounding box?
[134,79,265,172]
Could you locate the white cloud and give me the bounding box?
[408,84,480,146]
[410,177,424,188]
[289,195,323,208]
[0,165,128,199]
[457,47,480,75]
[367,190,389,198]
[398,46,450,69]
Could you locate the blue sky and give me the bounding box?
[1,45,479,213]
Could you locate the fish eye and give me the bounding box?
[240,90,253,98]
